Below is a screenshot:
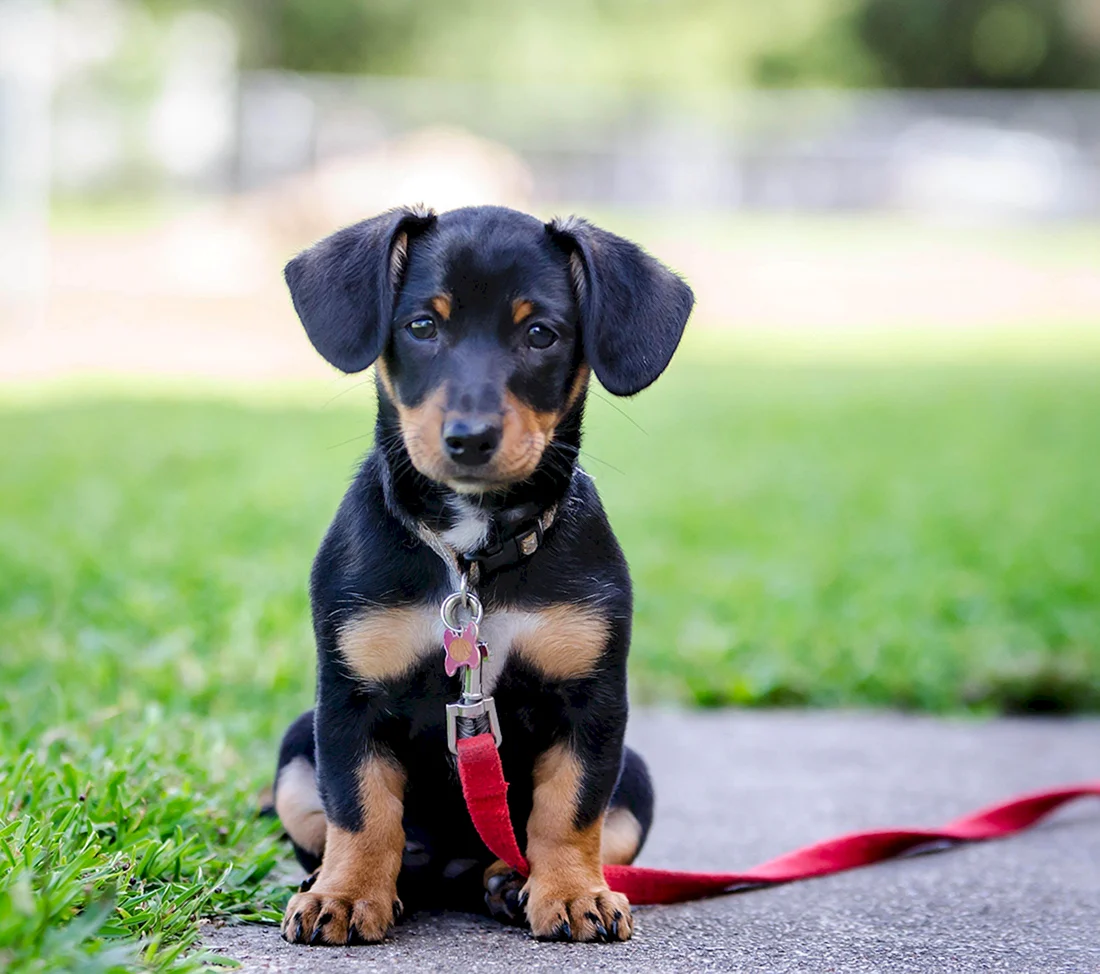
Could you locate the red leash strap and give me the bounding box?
[456,733,1100,906]
[456,733,529,875]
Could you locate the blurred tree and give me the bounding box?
[232,0,419,74]
[221,0,873,86]
[128,0,1100,88]
[857,0,1100,87]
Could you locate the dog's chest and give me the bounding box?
[336,601,610,692]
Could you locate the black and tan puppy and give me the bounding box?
[272,205,693,944]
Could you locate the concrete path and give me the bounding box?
[203,711,1100,973]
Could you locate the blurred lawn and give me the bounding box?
[2,333,1100,969]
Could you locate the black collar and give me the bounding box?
[460,502,557,576]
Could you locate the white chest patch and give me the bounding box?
[440,498,490,553]
[476,610,532,694]
[477,604,609,690]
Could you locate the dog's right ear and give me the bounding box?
[285,206,436,373]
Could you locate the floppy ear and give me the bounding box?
[285,206,436,373]
[548,217,694,396]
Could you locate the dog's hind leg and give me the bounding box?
[601,745,654,865]
[273,710,327,876]
[484,745,654,925]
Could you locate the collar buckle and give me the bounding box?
[464,518,545,576]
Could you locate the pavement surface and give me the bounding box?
[202,710,1100,973]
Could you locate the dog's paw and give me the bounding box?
[281,890,403,945]
[484,863,527,926]
[523,883,632,942]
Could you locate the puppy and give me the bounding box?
[272,205,693,944]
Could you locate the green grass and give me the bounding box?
[3,343,1100,969]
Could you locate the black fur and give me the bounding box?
[274,205,691,919]
[285,206,436,373]
[548,216,694,396]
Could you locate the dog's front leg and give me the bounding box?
[281,701,406,946]
[522,736,633,942]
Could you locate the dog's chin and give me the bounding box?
[421,467,536,496]
[446,466,545,495]
[406,460,512,495]
[446,476,504,495]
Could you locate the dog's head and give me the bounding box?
[286,205,693,493]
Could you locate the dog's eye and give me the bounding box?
[526,324,557,350]
[406,318,437,341]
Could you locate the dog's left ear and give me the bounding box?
[548,217,694,396]
[285,206,437,373]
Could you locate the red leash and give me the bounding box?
[456,733,1100,906]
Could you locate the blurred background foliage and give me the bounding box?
[130,0,1100,89]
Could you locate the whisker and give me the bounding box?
[589,389,648,435]
[322,377,376,410]
[578,449,625,476]
[328,432,375,450]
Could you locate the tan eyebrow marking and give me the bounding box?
[512,299,534,324]
[431,294,452,320]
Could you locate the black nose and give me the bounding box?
[442,418,501,466]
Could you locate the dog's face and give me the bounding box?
[286,206,693,492]
[380,212,586,491]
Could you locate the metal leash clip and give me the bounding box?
[441,575,502,754]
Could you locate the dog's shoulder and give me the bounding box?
[310,454,448,631]
[489,467,631,619]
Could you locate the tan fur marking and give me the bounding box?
[512,299,534,324]
[318,759,406,895]
[523,743,633,940]
[565,363,591,412]
[512,604,610,681]
[376,360,453,482]
[483,858,514,886]
[498,366,590,483]
[526,744,605,894]
[497,391,556,483]
[568,252,587,303]
[337,605,440,682]
[601,807,643,866]
[389,232,409,288]
[281,757,406,944]
[375,357,398,401]
[431,294,452,320]
[397,384,450,481]
[275,756,326,857]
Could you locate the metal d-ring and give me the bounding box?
[440,589,483,632]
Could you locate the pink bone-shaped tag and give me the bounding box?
[443,622,482,677]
